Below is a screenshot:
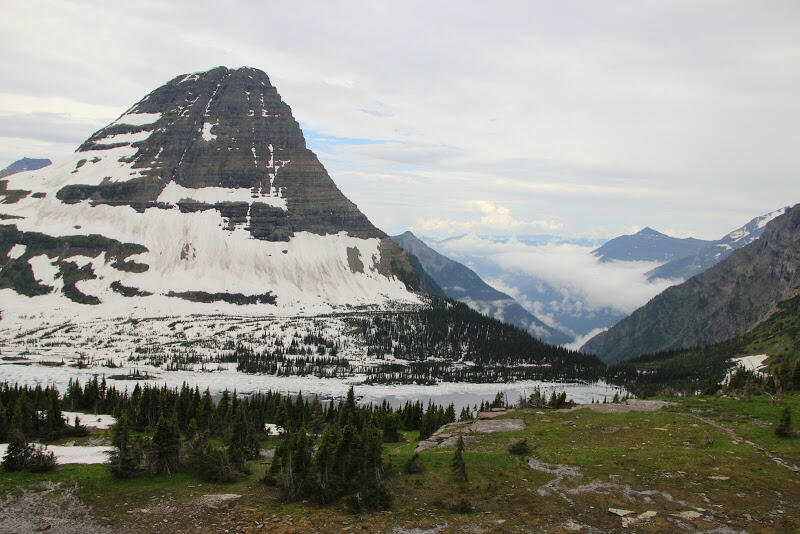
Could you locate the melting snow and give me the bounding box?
[0,443,113,464]
[29,255,58,284]
[757,208,786,229]
[157,181,286,209]
[95,130,152,146]
[62,412,117,430]
[177,73,200,84]
[112,112,162,127]
[7,244,26,259]
[201,122,218,141]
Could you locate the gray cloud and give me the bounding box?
[0,112,100,144]
[0,0,798,237]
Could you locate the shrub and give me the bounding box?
[404,452,424,474]
[450,498,473,513]
[2,429,57,473]
[508,438,531,456]
[776,406,793,437]
[25,445,57,473]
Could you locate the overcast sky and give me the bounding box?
[2,0,799,240]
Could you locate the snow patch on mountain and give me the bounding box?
[157,181,287,209]
[201,121,218,141]
[112,112,162,127]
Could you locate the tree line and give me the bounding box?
[1,378,463,508]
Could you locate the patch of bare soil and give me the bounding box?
[0,481,110,534]
[415,413,525,452]
[560,399,675,414]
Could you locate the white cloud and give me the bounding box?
[438,234,680,315]
[409,201,564,236]
[565,328,608,352]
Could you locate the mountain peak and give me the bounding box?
[593,226,711,263]
[0,67,424,318]
[0,157,51,178]
[636,226,663,236]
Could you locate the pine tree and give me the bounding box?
[197,389,214,431]
[313,425,338,501]
[228,405,252,470]
[149,411,181,474]
[108,412,142,478]
[775,406,793,437]
[188,430,237,482]
[445,403,456,423]
[451,434,467,482]
[2,425,29,472]
[382,412,401,442]
[45,392,64,440]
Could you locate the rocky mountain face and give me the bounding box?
[646,207,789,281]
[392,231,571,345]
[582,203,800,364]
[592,227,711,263]
[0,67,423,325]
[0,157,51,178]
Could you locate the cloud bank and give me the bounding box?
[1,1,798,238]
[434,234,681,338]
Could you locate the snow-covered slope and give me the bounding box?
[0,67,422,331]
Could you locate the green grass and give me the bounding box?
[2,395,799,533]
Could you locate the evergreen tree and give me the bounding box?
[149,411,181,474]
[776,406,793,437]
[228,405,253,470]
[188,430,238,482]
[197,389,214,431]
[445,403,456,424]
[108,412,142,478]
[216,390,231,437]
[45,392,65,440]
[382,412,402,442]
[451,434,467,482]
[313,425,338,501]
[459,407,471,421]
[11,392,34,436]
[2,425,29,472]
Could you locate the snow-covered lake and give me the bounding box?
[1,360,623,411]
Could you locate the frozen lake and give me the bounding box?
[1,360,624,411]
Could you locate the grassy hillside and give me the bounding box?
[584,204,800,363]
[607,293,800,396]
[2,395,798,533]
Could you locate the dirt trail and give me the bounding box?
[687,413,800,473]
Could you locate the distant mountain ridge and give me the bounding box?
[592,227,711,263]
[582,203,800,364]
[646,207,789,281]
[391,231,571,345]
[0,157,51,178]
